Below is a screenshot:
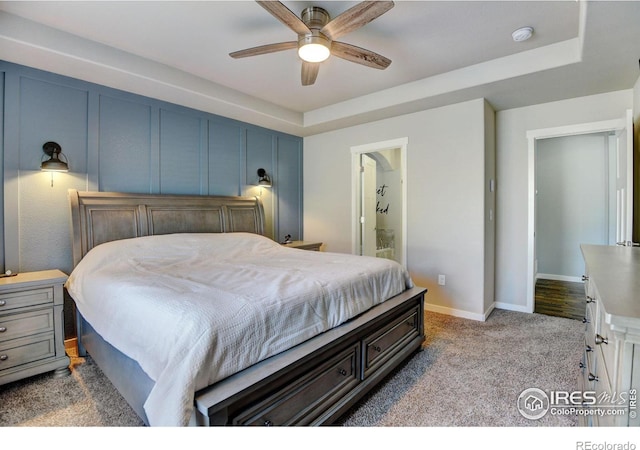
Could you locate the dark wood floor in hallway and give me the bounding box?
[534,278,585,321]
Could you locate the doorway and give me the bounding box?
[351,138,408,267]
[535,132,612,282]
[526,111,633,314]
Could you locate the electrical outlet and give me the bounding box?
[438,274,446,286]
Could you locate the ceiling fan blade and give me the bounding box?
[331,41,391,70]
[229,41,297,58]
[301,62,320,86]
[321,1,394,40]
[256,1,310,35]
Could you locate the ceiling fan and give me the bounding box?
[229,1,394,86]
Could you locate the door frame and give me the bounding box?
[351,137,408,267]
[525,113,631,313]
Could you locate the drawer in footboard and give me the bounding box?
[363,305,421,378]
[232,344,360,426]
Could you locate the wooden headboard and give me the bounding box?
[68,189,265,268]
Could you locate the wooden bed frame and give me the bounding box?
[67,189,426,426]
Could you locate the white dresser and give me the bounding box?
[580,245,640,426]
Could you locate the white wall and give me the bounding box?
[495,90,633,310]
[304,98,492,319]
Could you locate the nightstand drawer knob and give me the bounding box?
[586,296,596,304]
[588,373,598,382]
[0,300,5,306]
[0,354,7,361]
[0,327,6,333]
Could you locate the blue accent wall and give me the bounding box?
[0,61,303,337]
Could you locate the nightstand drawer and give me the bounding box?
[0,288,54,312]
[0,333,56,370]
[0,308,55,343]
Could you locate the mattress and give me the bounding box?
[65,232,413,426]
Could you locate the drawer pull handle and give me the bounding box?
[338,368,347,376]
[582,317,590,324]
[588,373,598,382]
[0,327,6,333]
[263,419,273,427]
[373,345,382,352]
[579,362,585,368]
[0,300,5,307]
[586,296,596,304]
[0,354,7,361]
[582,275,589,281]
[585,345,593,352]
[595,334,608,345]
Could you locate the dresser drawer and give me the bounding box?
[232,344,360,425]
[0,333,56,370]
[0,308,54,343]
[583,337,596,374]
[363,306,420,378]
[0,288,54,312]
[591,360,624,427]
[585,296,598,331]
[595,318,617,388]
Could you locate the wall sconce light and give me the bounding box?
[257,168,272,187]
[41,141,69,172]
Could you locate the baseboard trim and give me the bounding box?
[424,302,489,322]
[494,302,532,313]
[536,273,583,283]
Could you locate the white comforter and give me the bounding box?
[65,232,413,426]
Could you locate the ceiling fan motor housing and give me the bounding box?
[301,7,330,30]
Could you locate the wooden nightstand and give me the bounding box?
[0,270,71,385]
[282,241,323,251]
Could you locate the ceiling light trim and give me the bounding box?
[512,26,533,42]
[304,38,582,128]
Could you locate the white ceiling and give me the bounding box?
[0,1,639,136]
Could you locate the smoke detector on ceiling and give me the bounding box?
[512,26,534,42]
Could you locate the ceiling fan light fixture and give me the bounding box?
[298,34,331,63]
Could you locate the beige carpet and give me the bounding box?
[0,309,583,427]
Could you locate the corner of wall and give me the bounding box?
[634,75,640,241]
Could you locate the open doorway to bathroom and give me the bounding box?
[351,138,407,267]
